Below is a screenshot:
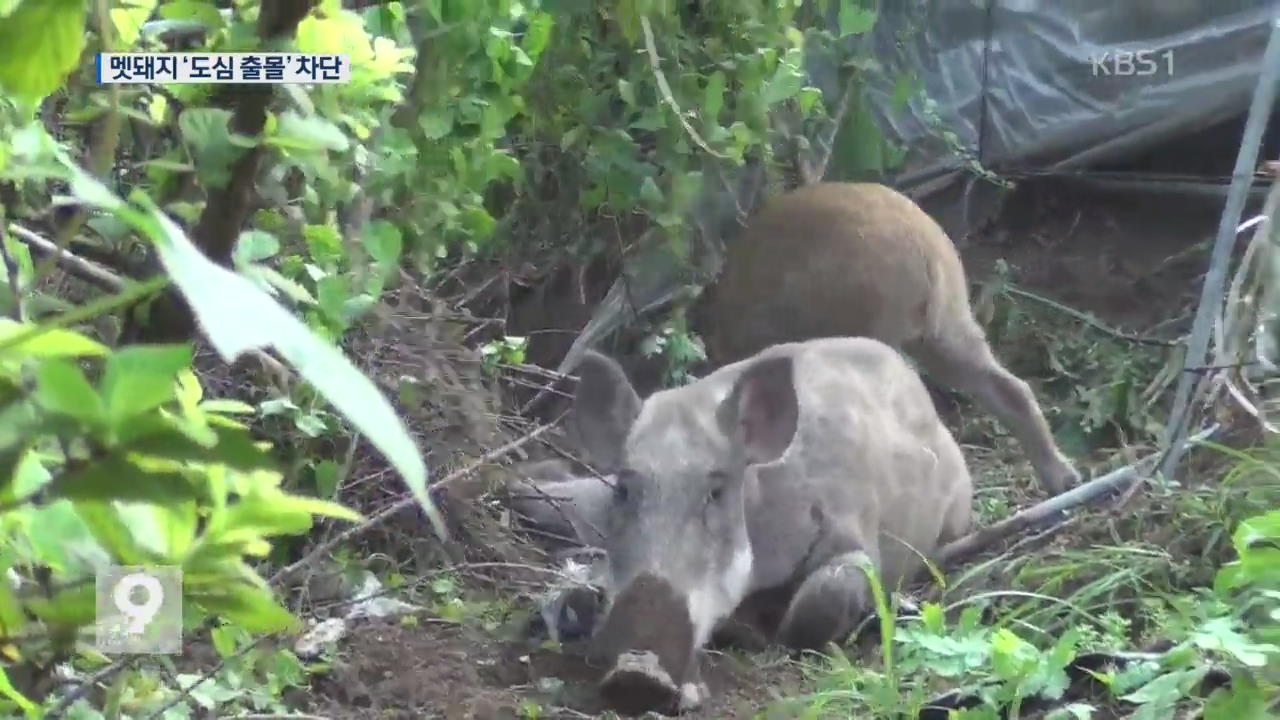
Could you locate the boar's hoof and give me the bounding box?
[600,650,681,716]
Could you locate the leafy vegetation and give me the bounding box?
[0,0,1274,718]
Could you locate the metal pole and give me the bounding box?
[1160,17,1280,480]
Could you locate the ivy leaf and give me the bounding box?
[0,0,86,105]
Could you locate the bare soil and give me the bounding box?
[302,617,812,719]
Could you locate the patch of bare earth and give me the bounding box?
[302,616,811,719]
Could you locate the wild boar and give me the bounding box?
[567,337,974,715]
[694,181,1079,496]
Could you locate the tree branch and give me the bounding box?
[124,0,317,344]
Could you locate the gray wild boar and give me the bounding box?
[694,181,1078,496]
[568,337,974,715]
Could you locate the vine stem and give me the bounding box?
[639,16,725,160]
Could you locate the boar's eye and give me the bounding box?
[613,470,638,504]
[706,470,729,505]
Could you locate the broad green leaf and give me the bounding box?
[74,500,156,565]
[0,319,108,362]
[25,581,97,626]
[111,0,159,49]
[418,110,453,140]
[67,176,441,539]
[838,3,877,36]
[178,108,240,188]
[25,499,112,576]
[233,230,281,267]
[101,345,193,424]
[0,0,86,105]
[762,59,804,106]
[363,220,403,269]
[158,0,225,30]
[189,579,299,633]
[123,424,276,472]
[50,454,198,503]
[269,111,350,153]
[34,359,104,424]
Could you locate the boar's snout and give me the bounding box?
[592,572,696,716]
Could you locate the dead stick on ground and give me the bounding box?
[939,424,1218,566]
[269,420,558,588]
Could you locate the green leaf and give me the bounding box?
[418,110,453,140]
[703,71,726,123]
[0,568,27,636]
[189,579,299,633]
[35,359,104,423]
[50,454,198,503]
[25,499,112,575]
[0,665,36,718]
[101,345,193,424]
[111,0,159,49]
[158,0,225,30]
[363,220,403,269]
[123,423,276,472]
[0,319,108,365]
[179,108,240,188]
[233,230,281,266]
[1203,672,1268,720]
[269,111,350,153]
[762,59,804,106]
[0,0,85,105]
[838,3,878,36]
[313,459,340,498]
[70,177,442,540]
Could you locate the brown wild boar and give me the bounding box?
[693,181,1079,496]
[567,337,974,714]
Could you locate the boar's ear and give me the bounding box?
[717,355,798,465]
[569,351,642,472]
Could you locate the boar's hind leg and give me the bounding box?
[909,317,1080,496]
[776,550,873,651]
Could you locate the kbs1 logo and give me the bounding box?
[1089,49,1175,77]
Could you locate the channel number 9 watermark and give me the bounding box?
[95,566,182,654]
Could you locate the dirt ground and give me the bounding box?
[296,177,1238,719]
[303,617,814,719]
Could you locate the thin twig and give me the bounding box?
[940,425,1218,565]
[45,657,136,718]
[7,223,125,292]
[639,16,724,159]
[1004,285,1180,347]
[268,421,558,588]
